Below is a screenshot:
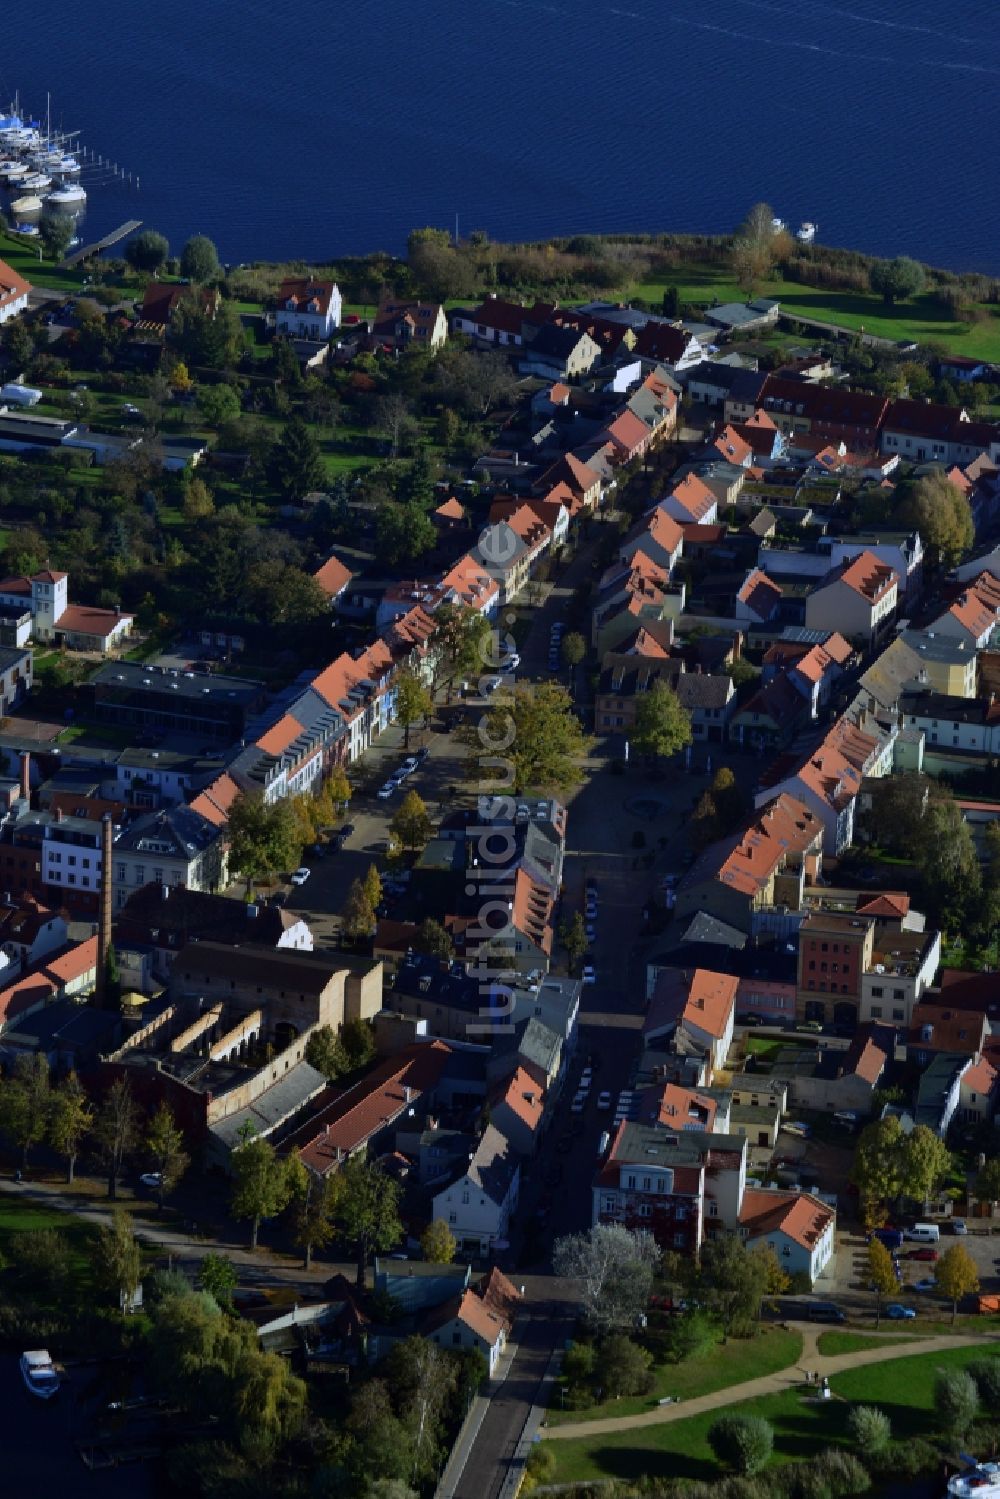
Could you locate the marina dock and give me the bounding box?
[61,218,142,268]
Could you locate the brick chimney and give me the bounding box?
[95,813,115,1010]
[19,752,30,802]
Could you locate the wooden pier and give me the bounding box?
[61,218,142,269]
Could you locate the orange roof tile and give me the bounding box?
[834,550,898,604]
[313,554,352,597]
[189,773,241,828]
[740,1188,834,1250]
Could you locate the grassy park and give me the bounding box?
[545,1342,1000,1486]
[547,1326,802,1427]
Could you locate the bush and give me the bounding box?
[708,1413,774,1475]
[846,1404,891,1456]
[661,1309,716,1364]
[562,1340,597,1386]
[599,1333,654,1398]
[969,1359,1000,1412]
[935,1367,979,1436]
[145,1268,192,1307]
[9,1230,72,1297]
[523,1442,557,1490]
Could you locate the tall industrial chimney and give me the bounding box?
[19,752,30,802]
[95,813,115,1009]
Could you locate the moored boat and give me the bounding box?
[796,221,818,242]
[10,195,42,215]
[19,1349,61,1399]
[948,1458,1000,1496]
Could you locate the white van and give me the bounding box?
[904,1223,941,1243]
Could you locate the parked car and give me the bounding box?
[585,921,597,942]
[570,1094,586,1114]
[339,823,355,841]
[597,1091,612,1111]
[949,1219,968,1235]
[581,963,596,985]
[501,653,520,673]
[290,867,310,886]
[376,782,396,800]
[912,1278,938,1293]
[415,747,430,763]
[907,1247,939,1262]
[400,757,419,776]
[139,1172,163,1190]
[885,1303,917,1320]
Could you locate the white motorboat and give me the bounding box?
[771,216,786,233]
[20,172,52,191]
[796,221,818,243]
[0,162,29,182]
[10,195,42,216]
[46,183,86,207]
[19,1349,61,1399]
[948,1458,1000,1497]
[13,223,39,236]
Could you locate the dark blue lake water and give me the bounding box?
[2,0,998,271]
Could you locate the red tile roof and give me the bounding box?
[287,1042,452,1172]
[277,278,338,317]
[313,554,352,597]
[0,257,31,312]
[832,550,898,604]
[740,1188,834,1250]
[737,568,782,620]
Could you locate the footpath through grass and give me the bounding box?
[546,1340,1000,1486]
[547,1326,802,1427]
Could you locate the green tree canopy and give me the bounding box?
[125,229,170,272]
[870,255,926,306]
[195,381,241,427]
[632,680,693,760]
[560,631,586,670]
[892,470,973,568]
[47,1071,93,1184]
[391,789,433,850]
[934,1367,979,1436]
[394,668,432,750]
[698,1235,769,1339]
[332,1156,404,1287]
[935,1243,980,1324]
[432,602,494,684]
[266,415,325,502]
[852,1114,906,1223]
[95,1207,143,1311]
[0,1052,50,1171]
[413,917,454,961]
[420,1218,457,1264]
[305,1023,350,1081]
[342,877,376,942]
[39,213,76,263]
[375,502,437,566]
[230,1131,295,1249]
[866,1238,898,1328]
[227,790,301,889]
[180,233,221,283]
[463,681,590,793]
[145,1101,190,1210]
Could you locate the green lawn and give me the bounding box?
[625,262,1000,361]
[0,230,89,293]
[547,1327,802,1427]
[545,1342,1000,1486]
[816,1331,913,1356]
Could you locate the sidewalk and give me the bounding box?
[435,1328,523,1499]
[543,1329,998,1440]
[0,1177,350,1288]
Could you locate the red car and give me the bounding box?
[907,1247,939,1262]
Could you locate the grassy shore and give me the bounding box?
[625,263,1000,362]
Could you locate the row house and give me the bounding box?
[675,793,824,935]
[755,716,889,854]
[596,656,684,734]
[490,495,570,549]
[643,967,738,1076]
[618,507,684,578]
[537,452,603,512]
[760,631,852,721]
[473,517,547,605]
[310,643,395,765]
[929,573,1000,652]
[804,551,900,647]
[880,399,1000,468]
[900,688,1000,756]
[660,472,719,527]
[592,1121,747,1255]
[749,377,889,452]
[592,560,683,656]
